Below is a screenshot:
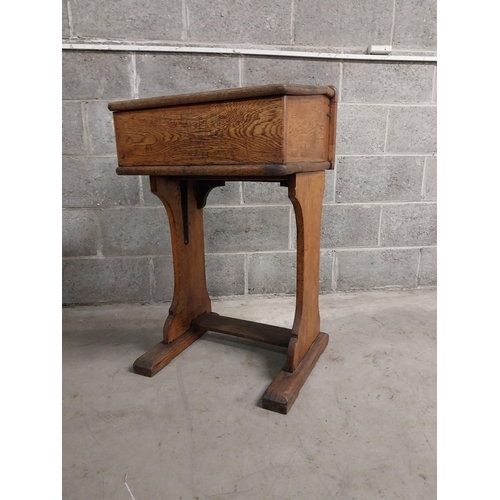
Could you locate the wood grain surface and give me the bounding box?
[284,95,330,162]
[133,327,207,377]
[113,97,285,167]
[262,332,329,414]
[150,176,212,343]
[108,83,336,112]
[192,312,292,347]
[286,171,325,372]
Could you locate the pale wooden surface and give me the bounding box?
[150,176,212,343]
[284,95,330,162]
[286,171,325,372]
[108,83,336,112]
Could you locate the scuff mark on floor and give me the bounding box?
[124,473,137,500]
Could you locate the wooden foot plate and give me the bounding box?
[133,327,206,377]
[262,332,329,414]
[132,314,329,415]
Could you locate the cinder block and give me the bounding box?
[151,256,174,302]
[243,181,288,205]
[243,57,341,87]
[206,253,245,297]
[62,157,139,207]
[85,101,117,155]
[380,204,437,246]
[62,51,132,100]
[62,209,99,257]
[320,250,335,293]
[335,156,425,203]
[342,62,435,103]
[393,0,437,50]
[98,207,171,256]
[433,68,437,103]
[295,0,393,47]
[423,156,437,200]
[206,182,241,206]
[321,205,381,248]
[62,257,151,304]
[204,207,289,252]
[418,247,437,286]
[324,170,335,203]
[62,0,70,38]
[248,252,295,295]
[386,106,437,154]
[136,54,239,98]
[336,105,387,154]
[336,248,420,290]
[69,0,183,40]
[247,250,333,295]
[62,102,86,154]
[188,0,291,44]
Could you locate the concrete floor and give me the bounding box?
[63,289,436,500]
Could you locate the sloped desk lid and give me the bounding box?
[108,84,337,112]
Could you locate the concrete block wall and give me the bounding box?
[62,0,437,304]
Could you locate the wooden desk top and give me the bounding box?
[108,84,336,112]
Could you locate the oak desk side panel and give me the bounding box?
[284,95,330,163]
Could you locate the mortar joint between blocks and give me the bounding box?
[81,101,92,154]
[332,251,337,292]
[339,62,344,102]
[389,0,397,46]
[377,207,383,246]
[290,0,297,44]
[131,53,139,98]
[149,257,156,301]
[415,247,423,286]
[432,65,437,103]
[383,108,390,153]
[95,211,104,258]
[239,181,244,204]
[420,157,428,200]
[66,0,74,38]
[181,0,189,41]
[138,176,145,206]
[332,161,337,203]
[243,254,249,295]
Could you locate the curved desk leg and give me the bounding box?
[263,171,329,413]
[133,176,212,377]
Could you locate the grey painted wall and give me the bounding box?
[62,0,437,304]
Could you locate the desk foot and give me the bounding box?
[133,327,206,377]
[262,332,329,414]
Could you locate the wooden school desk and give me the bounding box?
[108,84,338,414]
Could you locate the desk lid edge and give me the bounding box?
[108,84,337,112]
